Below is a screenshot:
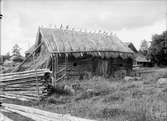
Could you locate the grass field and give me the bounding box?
[35,67,167,121]
[1,67,167,121]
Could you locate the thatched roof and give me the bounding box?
[39,28,133,52]
[29,27,133,58]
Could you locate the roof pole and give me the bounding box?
[0,0,3,72]
[166,13,167,47]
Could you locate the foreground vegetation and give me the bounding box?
[34,67,167,121]
[1,67,167,121]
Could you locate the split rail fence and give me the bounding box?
[0,69,51,101]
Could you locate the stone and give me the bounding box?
[157,78,167,85]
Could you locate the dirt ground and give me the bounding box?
[1,67,167,121]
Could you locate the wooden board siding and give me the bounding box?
[52,55,133,81]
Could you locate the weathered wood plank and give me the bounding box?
[1,73,45,82]
[2,91,41,97]
[0,81,43,86]
[0,113,14,121]
[0,69,52,100]
[0,93,38,100]
[56,74,66,82]
[12,42,44,72]
[0,69,50,77]
[2,103,97,121]
[0,95,30,101]
[5,107,55,121]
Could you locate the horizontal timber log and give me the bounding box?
[2,91,41,96]
[2,103,97,121]
[5,93,40,98]
[0,80,43,86]
[2,88,40,91]
[1,93,39,99]
[0,69,53,100]
[5,83,43,87]
[0,69,50,77]
[0,113,14,121]
[5,107,55,121]
[1,73,45,82]
[0,95,31,101]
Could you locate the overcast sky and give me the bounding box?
[1,0,167,55]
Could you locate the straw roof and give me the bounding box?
[39,27,133,53]
[29,27,133,58]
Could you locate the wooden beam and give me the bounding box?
[0,113,14,121]
[51,54,56,87]
[12,42,43,72]
[5,108,52,121]
[2,103,97,121]
[1,73,44,82]
[0,79,43,86]
[65,54,69,80]
[33,53,39,98]
[56,74,66,82]
[56,67,66,75]
[0,69,51,77]
[0,94,30,101]
[0,69,51,82]
[54,54,59,86]
[2,103,64,120]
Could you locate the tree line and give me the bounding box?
[149,30,167,66]
[3,31,167,67]
[139,30,167,66]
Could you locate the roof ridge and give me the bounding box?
[39,27,113,38]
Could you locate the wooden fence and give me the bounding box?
[0,69,52,101]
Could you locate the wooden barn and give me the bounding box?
[16,27,133,84]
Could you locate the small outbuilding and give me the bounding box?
[134,53,151,67]
[124,42,152,67]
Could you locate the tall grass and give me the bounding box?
[37,70,167,121]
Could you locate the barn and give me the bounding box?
[17,27,133,84]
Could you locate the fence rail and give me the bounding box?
[0,69,52,101]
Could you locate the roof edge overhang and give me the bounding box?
[50,50,134,59]
[51,50,133,54]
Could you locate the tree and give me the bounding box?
[149,30,167,66]
[4,52,10,60]
[6,52,10,57]
[139,40,149,56]
[12,44,21,56]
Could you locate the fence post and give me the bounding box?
[33,53,39,98]
[65,53,69,80]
